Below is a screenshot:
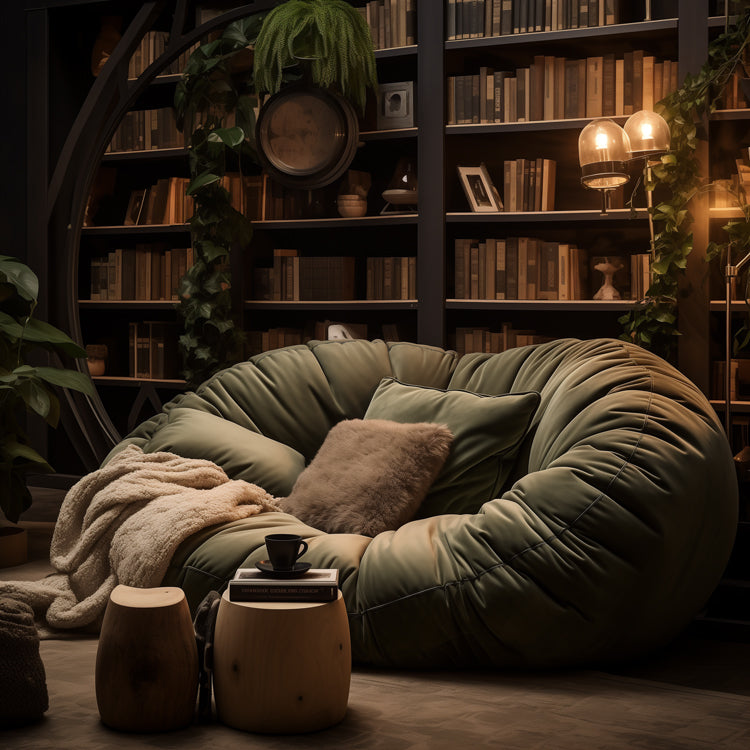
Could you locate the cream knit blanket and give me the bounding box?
[0,445,279,636]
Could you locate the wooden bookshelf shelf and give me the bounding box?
[446,299,638,312]
[374,45,418,59]
[102,147,188,162]
[447,117,628,135]
[445,19,678,51]
[710,400,750,414]
[710,300,750,312]
[361,127,418,140]
[711,208,747,220]
[244,300,419,311]
[79,300,179,309]
[81,224,191,235]
[93,376,187,388]
[251,214,419,229]
[447,209,649,223]
[711,108,750,121]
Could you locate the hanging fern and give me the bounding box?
[253,0,378,112]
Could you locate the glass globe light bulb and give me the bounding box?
[624,109,670,160]
[578,118,631,189]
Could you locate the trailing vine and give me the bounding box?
[174,14,266,388]
[619,8,750,360]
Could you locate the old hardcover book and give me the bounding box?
[586,56,603,118]
[229,568,339,602]
[602,54,616,115]
[495,239,506,299]
[538,241,559,300]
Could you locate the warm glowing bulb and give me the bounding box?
[640,122,653,139]
[595,131,609,150]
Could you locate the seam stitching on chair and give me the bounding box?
[349,344,657,620]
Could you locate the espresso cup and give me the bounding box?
[265,534,308,571]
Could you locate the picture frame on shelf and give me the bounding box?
[457,163,502,213]
[124,188,147,226]
[377,81,415,130]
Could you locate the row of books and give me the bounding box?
[128,172,263,224]
[128,321,180,380]
[720,69,750,111]
[499,158,556,212]
[127,30,198,79]
[123,178,195,226]
[712,153,750,208]
[454,236,585,300]
[106,107,183,153]
[366,257,417,300]
[447,51,677,125]
[454,237,652,301]
[357,0,417,50]
[254,250,357,302]
[89,246,193,301]
[452,323,553,356]
[446,0,623,39]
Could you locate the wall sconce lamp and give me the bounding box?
[578,109,671,218]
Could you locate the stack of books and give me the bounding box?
[228,568,340,603]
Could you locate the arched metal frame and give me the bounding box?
[47,0,279,469]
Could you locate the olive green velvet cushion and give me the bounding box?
[143,408,306,496]
[363,377,541,516]
[278,418,454,536]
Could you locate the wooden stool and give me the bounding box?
[95,585,198,732]
[213,589,351,733]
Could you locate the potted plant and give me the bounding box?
[0,255,95,562]
[253,0,377,112]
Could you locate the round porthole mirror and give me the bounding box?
[255,86,360,190]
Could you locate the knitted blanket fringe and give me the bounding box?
[0,445,280,636]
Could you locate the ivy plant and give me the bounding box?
[174,15,266,388]
[620,8,750,360]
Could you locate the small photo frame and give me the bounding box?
[377,81,415,130]
[457,164,502,212]
[124,188,147,226]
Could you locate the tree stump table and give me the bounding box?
[95,585,198,732]
[213,589,351,733]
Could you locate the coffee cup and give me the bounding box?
[265,534,308,571]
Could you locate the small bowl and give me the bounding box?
[337,202,367,218]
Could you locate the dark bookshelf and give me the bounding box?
[21,0,724,472]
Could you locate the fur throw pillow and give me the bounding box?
[277,419,453,536]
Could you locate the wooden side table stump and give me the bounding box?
[95,585,199,732]
[213,589,351,734]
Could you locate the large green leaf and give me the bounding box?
[207,126,245,148]
[16,378,52,420]
[35,366,96,396]
[187,172,222,194]
[0,256,39,302]
[1,436,51,468]
[0,312,87,357]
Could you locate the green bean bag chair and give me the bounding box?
[107,337,737,668]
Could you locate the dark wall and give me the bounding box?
[1,3,28,261]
